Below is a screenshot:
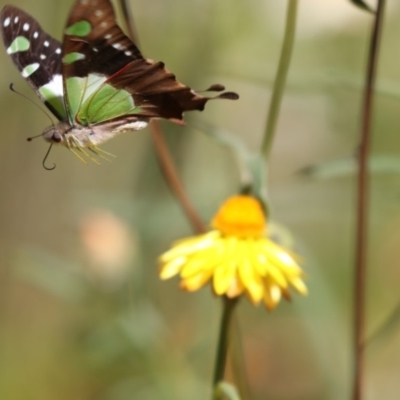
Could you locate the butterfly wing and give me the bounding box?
[62,0,238,126]
[0,6,66,120]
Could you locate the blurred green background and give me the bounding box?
[1,0,400,399]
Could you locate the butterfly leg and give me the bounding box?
[88,147,112,163]
[68,136,101,165]
[86,136,117,159]
[93,146,117,158]
[65,139,88,164]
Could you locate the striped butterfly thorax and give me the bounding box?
[0,0,238,163]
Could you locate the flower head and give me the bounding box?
[159,195,307,310]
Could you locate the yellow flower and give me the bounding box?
[159,195,307,310]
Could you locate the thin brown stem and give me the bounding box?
[150,123,206,233]
[353,2,385,400]
[118,0,206,233]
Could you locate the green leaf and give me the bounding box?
[301,155,400,179]
[349,0,374,13]
[214,381,242,400]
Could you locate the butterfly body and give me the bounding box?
[1,0,238,162]
[43,119,148,148]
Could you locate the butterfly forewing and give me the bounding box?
[0,6,66,120]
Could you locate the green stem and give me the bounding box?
[212,297,239,400]
[353,1,385,400]
[231,316,252,400]
[261,0,298,158]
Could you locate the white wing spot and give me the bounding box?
[40,54,46,59]
[44,40,49,47]
[104,33,112,39]
[101,21,108,28]
[21,62,40,77]
[93,47,99,52]
[40,74,64,97]
[125,50,132,56]
[33,31,39,39]
[112,43,122,50]
[56,48,61,54]
[23,23,30,31]
[95,10,103,17]
[14,16,19,24]
[3,17,11,27]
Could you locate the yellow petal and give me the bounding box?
[248,241,269,276]
[237,250,264,303]
[263,282,282,310]
[213,261,237,295]
[226,275,245,298]
[265,264,288,289]
[290,276,308,295]
[181,269,213,291]
[159,232,217,263]
[159,256,187,280]
[263,240,302,272]
[180,246,222,278]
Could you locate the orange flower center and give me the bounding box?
[211,195,266,238]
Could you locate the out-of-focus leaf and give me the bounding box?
[193,120,251,162]
[192,122,273,204]
[367,302,400,347]
[215,382,241,400]
[301,155,400,179]
[247,154,269,212]
[15,245,89,302]
[192,120,256,190]
[229,69,400,101]
[328,70,400,101]
[348,0,374,12]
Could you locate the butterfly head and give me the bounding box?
[42,121,69,144]
[43,125,63,143]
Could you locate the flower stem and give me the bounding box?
[212,297,239,400]
[118,0,206,234]
[353,2,385,400]
[261,0,298,159]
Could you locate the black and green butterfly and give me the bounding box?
[1,0,238,164]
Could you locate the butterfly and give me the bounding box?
[0,0,238,166]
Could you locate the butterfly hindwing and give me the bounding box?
[62,0,144,124]
[62,0,238,126]
[0,6,66,120]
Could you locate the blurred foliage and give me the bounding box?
[348,0,374,13]
[1,1,400,400]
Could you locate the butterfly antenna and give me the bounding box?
[9,84,55,139]
[27,133,44,141]
[42,143,56,171]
